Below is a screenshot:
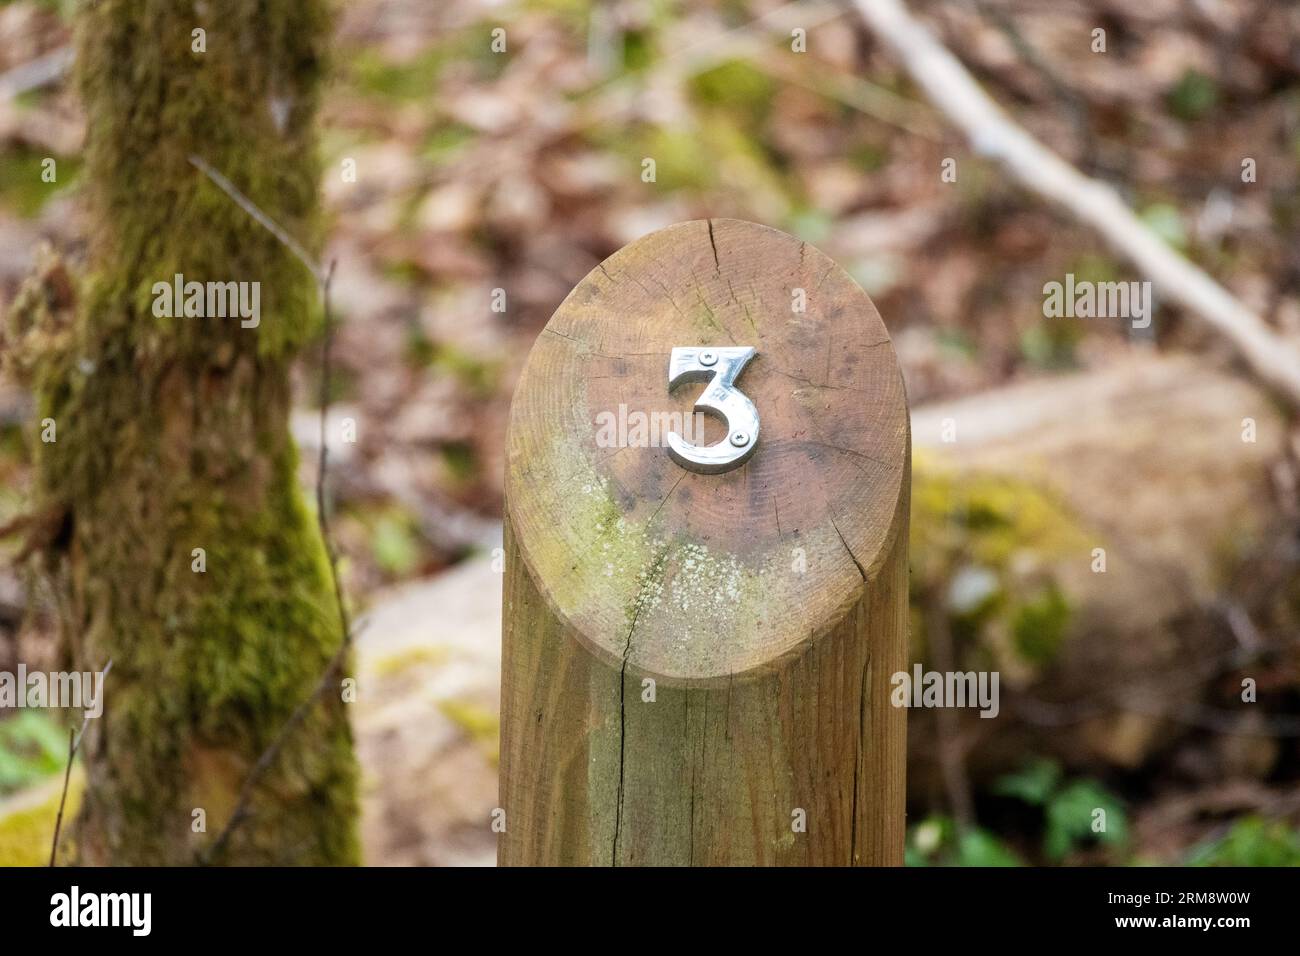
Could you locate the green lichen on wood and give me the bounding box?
[552,465,771,658]
[17,0,358,865]
[535,467,659,619]
[516,455,776,682]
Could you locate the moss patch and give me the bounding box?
[438,699,500,763]
[911,449,1089,671]
[373,645,449,678]
[0,146,81,217]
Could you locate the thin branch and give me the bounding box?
[850,0,1300,406]
[199,624,359,864]
[1011,637,1300,737]
[924,587,975,832]
[49,659,113,866]
[188,155,324,284]
[0,513,30,540]
[316,261,343,583]
[49,729,73,867]
[971,0,1095,166]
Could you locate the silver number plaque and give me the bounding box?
[666,346,759,475]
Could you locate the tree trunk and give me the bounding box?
[22,0,357,864]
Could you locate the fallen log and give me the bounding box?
[907,353,1294,783]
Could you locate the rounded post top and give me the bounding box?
[506,219,910,683]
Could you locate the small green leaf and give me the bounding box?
[956,828,1023,867]
[1167,69,1218,122]
[994,757,1062,807]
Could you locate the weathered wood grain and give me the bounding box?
[500,219,909,865]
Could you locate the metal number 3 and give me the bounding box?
[666,346,759,475]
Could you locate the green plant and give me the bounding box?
[1167,69,1218,122]
[1010,584,1072,665]
[995,757,1128,861]
[905,815,1022,867]
[1184,817,1300,867]
[0,712,68,797]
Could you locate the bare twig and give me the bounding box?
[924,587,975,832]
[188,155,324,284]
[1012,635,1300,738]
[315,260,345,591]
[50,659,113,866]
[49,729,74,867]
[970,0,1094,164]
[199,623,361,864]
[850,0,1300,406]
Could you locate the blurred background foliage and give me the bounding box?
[1,0,1299,865]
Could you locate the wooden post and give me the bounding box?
[499,219,910,866]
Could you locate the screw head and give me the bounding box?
[699,350,718,366]
[730,431,749,447]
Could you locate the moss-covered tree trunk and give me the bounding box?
[27,0,357,864]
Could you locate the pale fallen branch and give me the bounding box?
[851,0,1300,406]
[0,46,73,99]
